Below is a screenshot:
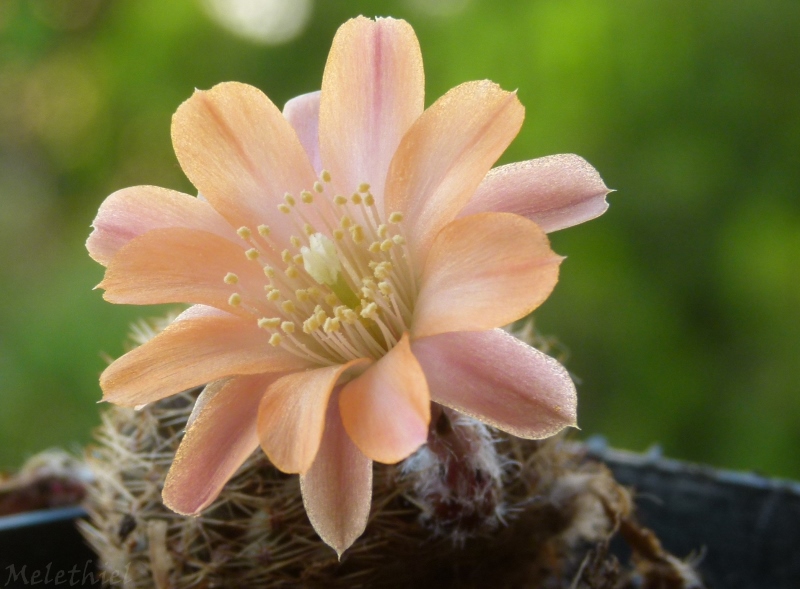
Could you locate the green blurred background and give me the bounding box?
[1,0,798,478]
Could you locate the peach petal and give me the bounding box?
[99,227,269,315]
[86,186,237,267]
[385,80,524,265]
[319,16,424,201]
[413,212,563,339]
[339,334,430,464]
[459,154,611,232]
[101,305,310,407]
[257,359,371,474]
[171,82,318,248]
[163,373,281,515]
[283,91,322,174]
[300,389,372,557]
[411,329,577,438]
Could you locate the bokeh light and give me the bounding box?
[200,0,313,45]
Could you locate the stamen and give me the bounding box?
[237,226,252,240]
[301,190,314,203]
[269,334,283,347]
[290,236,301,248]
[224,272,239,284]
[258,224,271,237]
[281,321,296,334]
[284,193,296,206]
[281,300,296,314]
[245,248,260,260]
[321,169,332,183]
[314,181,324,193]
[352,193,362,205]
[358,183,370,193]
[258,317,281,329]
[264,266,275,278]
[228,293,241,307]
[278,204,291,214]
[389,212,404,224]
[267,289,281,301]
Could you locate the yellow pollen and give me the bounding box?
[374,262,392,279]
[281,250,292,263]
[258,224,271,237]
[237,226,252,240]
[340,216,352,229]
[350,225,365,244]
[267,289,281,301]
[334,195,348,206]
[269,333,283,347]
[303,223,315,236]
[364,193,375,206]
[323,317,340,333]
[333,229,344,240]
[313,181,324,193]
[314,307,327,323]
[377,224,388,238]
[285,265,299,279]
[284,193,296,206]
[343,309,358,324]
[378,281,393,295]
[290,236,301,248]
[281,300,296,314]
[361,302,378,319]
[361,286,374,299]
[293,254,304,266]
[223,272,239,284]
[308,287,321,299]
[294,289,307,302]
[264,266,275,278]
[228,293,241,307]
[321,169,331,183]
[278,204,291,214]
[281,321,296,334]
[351,193,362,205]
[245,248,260,260]
[389,212,404,224]
[325,293,339,306]
[358,183,370,193]
[368,242,381,253]
[258,317,280,329]
[301,190,314,203]
[380,239,393,252]
[392,235,406,245]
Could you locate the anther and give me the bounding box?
[321,170,332,183]
[361,302,378,319]
[281,250,292,263]
[284,193,296,206]
[267,289,281,301]
[303,223,315,236]
[237,226,252,240]
[307,287,321,299]
[285,265,299,279]
[313,181,324,193]
[278,204,291,214]
[290,236,301,248]
[350,225,365,244]
[380,239,393,252]
[333,229,344,240]
[281,321,296,334]
[340,216,352,229]
[392,235,406,245]
[258,317,280,329]
[258,224,271,237]
[281,300,296,314]
[301,190,314,203]
[364,193,375,206]
[323,317,340,333]
[369,242,381,254]
[245,248,260,260]
[325,293,339,306]
[264,266,275,278]
[269,333,283,347]
[351,193,362,205]
[334,195,348,206]
[389,212,404,224]
[377,224,388,238]
[378,281,393,295]
[293,254,304,266]
[296,289,310,302]
[358,183,370,193]
[223,272,239,284]
[228,293,242,307]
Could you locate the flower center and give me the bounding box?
[223,171,416,365]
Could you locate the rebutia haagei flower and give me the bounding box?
[87,17,609,555]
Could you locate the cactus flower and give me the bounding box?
[87,16,609,555]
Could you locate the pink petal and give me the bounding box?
[413,212,563,339]
[171,82,319,248]
[385,80,524,265]
[459,154,610,232]
[319,16,424,202]
[86,186,237,267]
[283,91,321,174]
[98,227,272,316]
[163,373,281,515]
[257,359,371,474]
[339,334,430,464]
[100,305,311,407]
[300,389,372,557]
[411,329,577,438]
